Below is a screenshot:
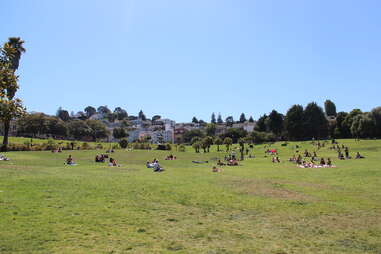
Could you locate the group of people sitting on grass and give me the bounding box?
[165,154,177,160]
[287,150,335,168]
[0,154,9,161]
[95,154,108,163]
[146,158,164,172]
[298,157,334,168]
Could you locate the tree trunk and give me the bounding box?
[1,120,10,152]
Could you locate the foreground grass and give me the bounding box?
[0,140,380,253]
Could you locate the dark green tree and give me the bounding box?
[239,113,247,123]
[217,113,223,124]
[248,116,254,123]
[254,114,268,132]
[211,113,216,124]
[214,137,223,152]
[138,110,146,121]
[97,105,111,115]
[206,123,216,136]
[114,107,128,120]
[267,110,284,135]
[113,127,128,139]
[324,99,337,117]
[86,120,109,141]
[284,105,304,140]
[225,116,234,127]
[303,102,329,139]
[192,116,198,123]
[84,106,96,118]
[56,107,70,121]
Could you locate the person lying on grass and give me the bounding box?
[355,152,365,159]
[65,155,76,165]
[0,154,9,161]
[95,154,106,163]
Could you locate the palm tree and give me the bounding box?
[6,37,26,71]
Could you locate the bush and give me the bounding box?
[119,139,128,149]
[178,144,186,152]
[157,143,172,150]
[81,142,91,150]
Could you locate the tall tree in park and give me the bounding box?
[303,102,329,139]
[217,113,223,124]
[192,116,198,123]
[334,112,350,138]
[6,37,26,71]
[56,107,70,121]
[113,127,128,139]
[267,110,284,135]
[97,105,111,115]
[284,105,304,140]
[211,112,216,124]
[239,113,247,123]
[254,114,268,132]
[225,116,234,127]
[350,113,375,139]
[0,38,26,151]
[341,109,362,138]
[86,120,109,141]
[371,107,381,138]
[84,106,96,118]
[138,110,146,121]
[206,123,216,136]
[214,137,223,152]
[248,116,254,123]
[223,137,233,152]
[114,107,128,120]
[324,99,337,117]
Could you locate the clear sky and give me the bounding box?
[2,0,381,122]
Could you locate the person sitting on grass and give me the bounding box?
[153,161,164,172]
[108,158,119,167]
[95,155,105,163]
[355,152,365,159]
[66,155,75,165]
[227,159,238,166]
[327,158,332,167]
[320,158,326,166]
[212,166,222,172]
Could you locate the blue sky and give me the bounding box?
[2,0,381,122]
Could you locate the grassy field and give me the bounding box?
[0,139,380,253]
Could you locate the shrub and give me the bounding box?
[81,142,91,150]
[178,144,186,152]
[119,139,128,149]
[157,144,171,150]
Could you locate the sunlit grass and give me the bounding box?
[0,139,380,253]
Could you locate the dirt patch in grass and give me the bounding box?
[228,179,315,201]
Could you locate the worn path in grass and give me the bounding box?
[0,140,380,253]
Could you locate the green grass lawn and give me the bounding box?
[0,140,380,253]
